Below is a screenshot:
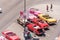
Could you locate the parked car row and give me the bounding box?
[1,8,57,40]
[29,8,57,24]
[17,8,57,36]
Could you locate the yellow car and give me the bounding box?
[38,14,57,24]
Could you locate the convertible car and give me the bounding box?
[2,30,20,40]
[27,17,49,29]
[37,14,57,24]
[26,22,45,36]
[29,8,42,16]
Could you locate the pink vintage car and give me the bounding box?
[29,8,42,16]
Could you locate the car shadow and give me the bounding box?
[44,28,50,31]
[37,33,46,37]
[49,24,56,26]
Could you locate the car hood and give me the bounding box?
[10,36,19,40]
[39,22,48,28]
[47,18,57,22]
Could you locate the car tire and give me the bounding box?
[46,21,49,24]
[42,34,46,37]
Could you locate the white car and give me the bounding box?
[0,36,6,40]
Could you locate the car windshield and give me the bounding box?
[33,25,40,29]
[38,20,44,23]
[6,32,16,36]
[43,15,52,19]
[30,8,39,11]
[33,25,37,27]
[37,29,43,33]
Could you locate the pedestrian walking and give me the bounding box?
[24,31,28,40]
[19,11,24,21]
[50,4,53,11]
[24,27,29,40]
[24,26,31,40]
[24,26,28,32]
[46,5,49,12]
[27,32,33,40]
[20,11,23,16]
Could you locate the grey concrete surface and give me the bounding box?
[0,0,60,30]
[0,0,60,40]
[0,0,23,29]
[0,0,22,19]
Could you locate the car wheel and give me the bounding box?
[0,12,2,13]
[42,34,46,37]
[17,19,20,23]
[46,21,49,24]
[44,27,49,30]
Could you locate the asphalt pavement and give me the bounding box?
[0,0,60,40]
[0,0,22,19]
[1,18,60,40]
[0,0,60,31]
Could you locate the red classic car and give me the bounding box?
[26,22,45,36]
[2,30,20,40]
[27,17,49,29]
